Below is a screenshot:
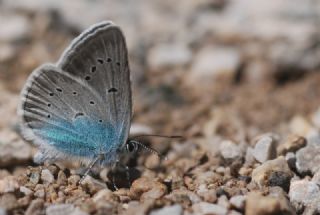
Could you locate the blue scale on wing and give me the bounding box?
[36,117,118,157]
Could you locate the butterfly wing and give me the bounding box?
[18,21,132,164]
[58,21,132,148]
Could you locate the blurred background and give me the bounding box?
[1,0,320,214]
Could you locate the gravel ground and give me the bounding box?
[1,0,320,214]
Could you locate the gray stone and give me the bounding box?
[0,139,32,168]
[296,142,320,174]
[253,135,277,163]
[229,195,246,210]
[41,169,54,185]
[192,202,227,215]
[289,179,320,206]
[219,140,243,162]
[46,204,89,215]
[150,204,183,215]
[19,186,33,196]
[0,208,6,215]
[189,46,240,83]
[147,43,192,70]
[0,13,31,42]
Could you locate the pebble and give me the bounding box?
[229,195,246,210]
[25,199,44,215]
[147,43,192,71]
[312,170,320,184]
[41,169,54,185]
[0,208,6,215]
[0,13,31,42]
[296,142,320,174]
[80,175,107,195]
[92,189,119,203]
[277,135,306,155]
[0,193,18,211]
[245,192,294,215]
[0,140,32,167]
[189,46,240,84]
[130,177,167,200]
[219,140,243,162]
[46,204,89,215]
[289,116,313,137]
[251,156,293,191]
[196,185,217,203]
[253,135,277,163]
[192,202,227,215]
[19,186,33,196]
[149,204,183,215]
[289,179,320,207]
[0,176,19,193]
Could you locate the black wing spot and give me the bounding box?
[91,66,96,73]
[107,58,112,62]
[97,59,103,64]
[75,112,84,118]
[85,76,91,81]
[99,119,103,123]
[47,114,51,118]
[47,103,51,107]
[73,91,77,95]
[49,92,54,96]
[116,62,120,66]
[89,101,95,105]
[108,88,118,93]
[56,88,62,92]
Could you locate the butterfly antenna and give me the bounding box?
[131,140,168,160]
[132,134,183,139]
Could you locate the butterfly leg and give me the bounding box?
[79,155,101,184]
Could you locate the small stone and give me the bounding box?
[80,175,107,194]
[0,208,6,215]
[230,195,246,210]
[289,179,320,207]
[34,189,45,198]
[189,46,240,83]
[312,170,320,184]
[244,147,256,165]
[277,135,307,155]
[196,185,217,203]
[0,193,18,211]
[289,116,313,136]
[130,177,167,200]
[0,140,32,167]
[147,43,192,70]
[57,171,67,185]
[25,199,44,215]
[41,169,54,185]
[192,202,227,215]
[149,204,183,215]
[245,192,294,215]
[46,204,89,215]
[217,195,230,209]
[166,189,201,207]
[29,170,40,185]
[93,189,119,203]
[253,135,277,163]
[20,186,33,196]
[296,142,320,174]
[0,176,19,193]
[0,14,31,42]
[68,175,81,186]
[252,156,293,191]
[219,140,243,162]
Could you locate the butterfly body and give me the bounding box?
[18,21,132,166]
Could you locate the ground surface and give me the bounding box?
[1,0,320,215]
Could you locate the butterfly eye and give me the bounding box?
[126,141,138,153]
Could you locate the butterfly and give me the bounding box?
[18,21,139,171]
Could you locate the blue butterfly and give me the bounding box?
[18,21,136,172]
